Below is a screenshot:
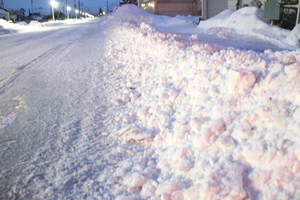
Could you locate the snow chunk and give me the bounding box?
[115,195,135,200]
[141,179,158,198]
[155,178,185,196]
[284,62,300,78]
[123,172,147,188]
[118,124,151,142]
[227,70,256,94]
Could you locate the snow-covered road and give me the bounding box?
[2,5,300,200]
[0,18,122,199]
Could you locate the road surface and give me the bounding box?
[0,18,122,199]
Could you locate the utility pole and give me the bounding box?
[78,0,80,18]
[66,0,68,18]
[56,0,63,19]
[31,0,33,14]
[51,0,55,20]
[107,1,109,13]
[0,0,4,8]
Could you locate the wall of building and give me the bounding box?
[157,2,194,16]
[0,8,10,21]
[140,0,200,17]
[207,0,227,18]
[228,0,237,10]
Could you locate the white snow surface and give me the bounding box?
[1,4,300,200]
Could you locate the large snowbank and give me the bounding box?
[0,19,45,34]
[198,7,299,47]
[98,5,300,200]
[0,19,88,35]
[199,7,270,33]
[104,4,196,27]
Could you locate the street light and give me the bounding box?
[75,9,78,19]
[67,6,71,19]
[50,0,58,21]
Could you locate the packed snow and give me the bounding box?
[1,4,300,200]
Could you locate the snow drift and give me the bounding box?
[103,4,196,27]
[199,7,270,32]
[287,23,300,45]
[98,5,300,200]
[199,6,298,47]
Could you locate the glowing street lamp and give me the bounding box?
[75,9,78,19]
[50,0,58,21]
[67,6,71,19]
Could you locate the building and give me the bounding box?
[140,0,300,29]
[139,0,201,17]
[0,7,10,21]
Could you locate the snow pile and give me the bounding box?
[199,7,292,45]
[199,7,269,32]
[15,21,28,26]
[0,19,85,35]
[287,24,300,45]
[0,19,41,34]
[103,4,196,27]
[27,20,44,28]
[0,19,16,34]
[0,19,9,26]
[99,6,300,199]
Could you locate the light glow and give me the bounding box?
[51,0,58,7]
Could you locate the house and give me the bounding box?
[139,0,201,17]
[140,0,300,30]
[11,8,26,21]
[0,7,10,21]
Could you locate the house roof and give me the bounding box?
[0,8,8,15]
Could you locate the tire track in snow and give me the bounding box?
[0,21,88,95]
[0,44,66,95]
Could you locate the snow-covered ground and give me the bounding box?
[1,5,300,200]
